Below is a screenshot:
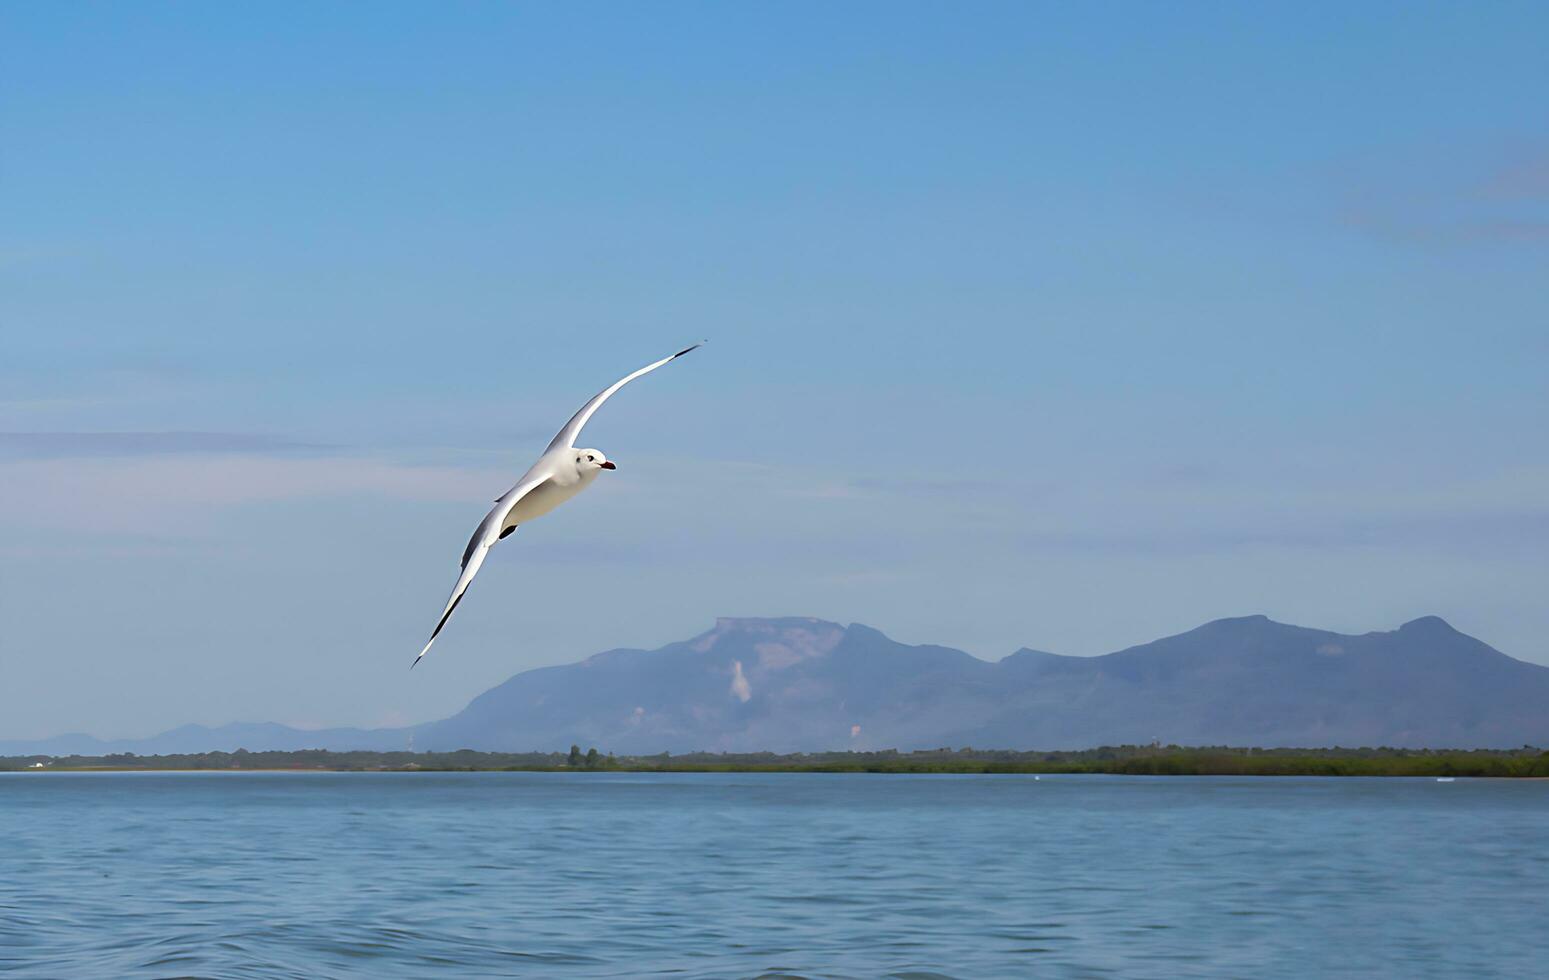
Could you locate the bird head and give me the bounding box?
[574,449,616,473]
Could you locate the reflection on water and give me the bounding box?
[1,772,1544,978]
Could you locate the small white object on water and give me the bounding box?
[1436,777,1455,782]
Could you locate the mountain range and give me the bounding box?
[4,615,1546,755]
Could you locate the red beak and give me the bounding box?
[600,461,617,470]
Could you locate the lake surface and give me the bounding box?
[1,773,1544,978]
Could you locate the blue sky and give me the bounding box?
[2,3,1546,739]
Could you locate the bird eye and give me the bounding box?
[587,455,595,462]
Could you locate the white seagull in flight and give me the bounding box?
[412,343,703,668]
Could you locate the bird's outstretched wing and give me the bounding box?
[411,472,551,668]
[545,342,703,453]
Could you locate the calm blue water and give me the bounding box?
[0,773,1544,978]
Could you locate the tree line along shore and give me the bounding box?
[5,745,1548,777]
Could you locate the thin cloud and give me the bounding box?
[847,476,1000,498]
[0,431,328,459]
[1341,209,1549,246]
[789,475,1019,502]
[0,453,504,535]
[1016,506,1549,560]
[1340,144,1549,248]
[1478,149,1549,201]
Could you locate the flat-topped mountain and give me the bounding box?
[5,615,1545,755]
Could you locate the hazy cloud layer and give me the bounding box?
[0,430,326,459]
[1341,145,1549,247]
[0,452,505,537]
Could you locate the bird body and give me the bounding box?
[502,451,601,527]
[411,344,700,668]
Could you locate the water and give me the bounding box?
[1,773,1544,978]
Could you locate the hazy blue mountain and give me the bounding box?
[407,615,1549,752]
[5,615,1546,755]
[954,614,1549,750]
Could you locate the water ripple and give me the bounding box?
[0,773,1545,978]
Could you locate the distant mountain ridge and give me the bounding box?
[5,615,1546,755]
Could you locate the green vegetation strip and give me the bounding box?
[5,745,1548,777]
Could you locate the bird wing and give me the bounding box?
[544,342,703,453]
[412,470,552,668]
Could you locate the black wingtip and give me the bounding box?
[674,340,706,358]
[432,593,463,638]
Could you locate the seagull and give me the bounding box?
[411,343,703,668]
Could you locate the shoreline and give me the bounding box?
[9,769,1549,780]
[6,746,1547,778]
